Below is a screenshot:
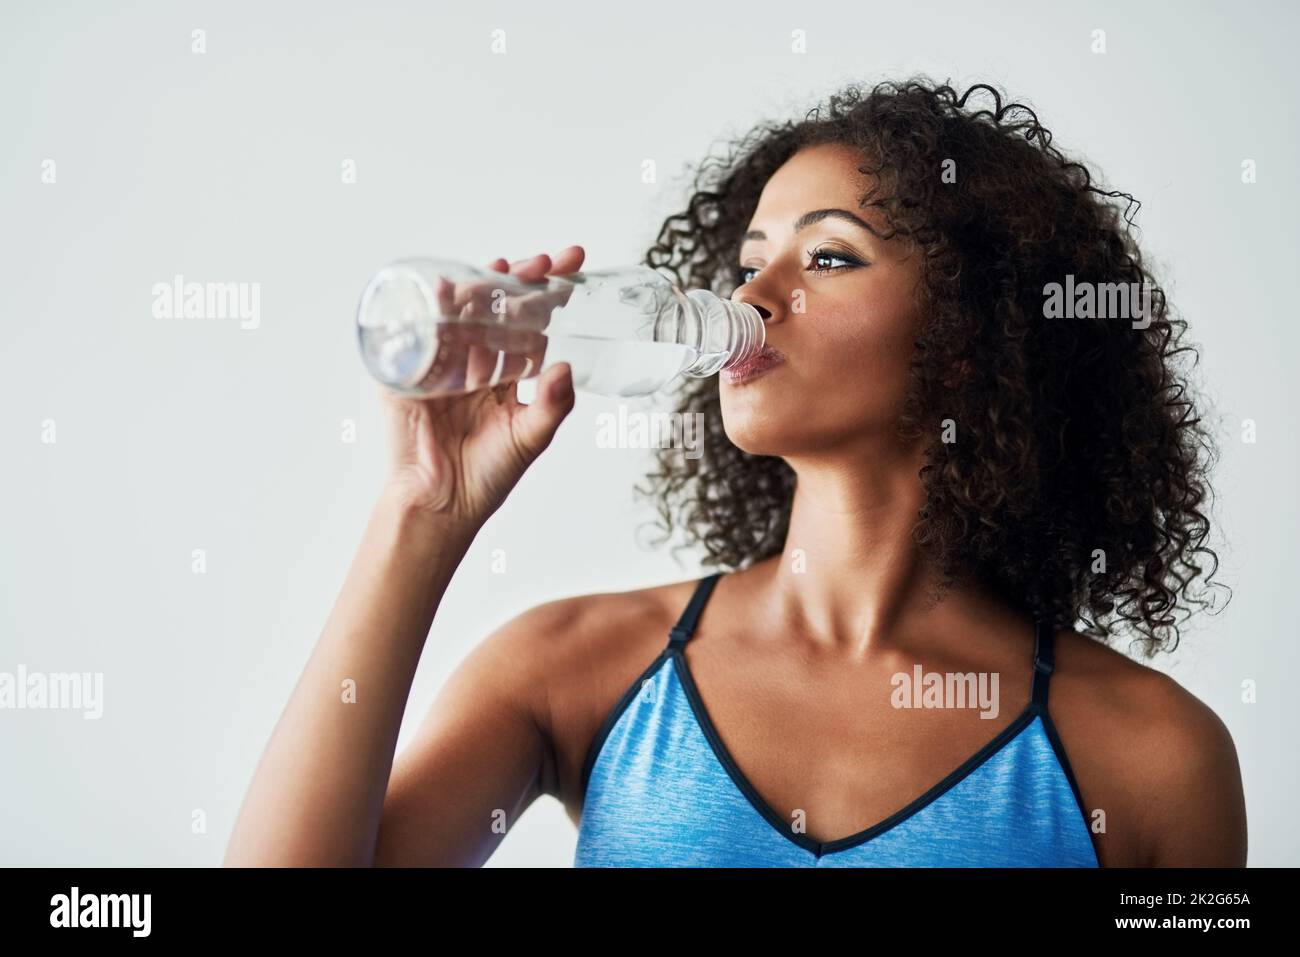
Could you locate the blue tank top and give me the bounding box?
[574,572,1099,867]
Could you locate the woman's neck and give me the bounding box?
[753,448,1000,662]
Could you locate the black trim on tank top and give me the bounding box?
[578,650,672,798]
[667,571,723,650]
[671,646,1043,857]
[578,572,724,799]
[580,572,1099,863]
[1031,616,1055,707]
[1027,619,1097,860]
[661,572,1093,859]
[1038,703,1098,860]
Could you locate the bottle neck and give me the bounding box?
[679,290,766,377]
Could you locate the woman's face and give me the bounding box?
[722,142,925,459]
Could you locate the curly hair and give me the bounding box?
[632,76,1230,658]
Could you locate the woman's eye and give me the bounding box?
[807,248,861,274]
[735,249,862,286]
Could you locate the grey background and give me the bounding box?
[1,0,1295,866]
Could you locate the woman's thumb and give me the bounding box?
[511,362,575,459]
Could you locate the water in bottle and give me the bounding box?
[356,258,765,398]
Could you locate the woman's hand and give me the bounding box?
[378,246,584,529]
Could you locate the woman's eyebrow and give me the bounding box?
[742,207,875,242]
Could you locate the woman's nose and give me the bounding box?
[733,288,776,324]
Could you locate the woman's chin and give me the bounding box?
[720,416,794,458]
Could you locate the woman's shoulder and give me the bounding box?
[1048,626,1247,866]
[492,576,704,817]
[500,576,698,671]
[1051,626,1237,753]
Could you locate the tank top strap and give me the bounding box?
[1030,614,1055,708]
[666,572,724,651]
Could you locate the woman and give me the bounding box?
[225,78,1246,867]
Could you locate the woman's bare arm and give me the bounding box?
[224,247,585,867]
[223,492,480,866]
[373,598,577,867]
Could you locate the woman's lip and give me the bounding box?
[723,347,785,384]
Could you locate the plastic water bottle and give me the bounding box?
[356,257,765,398]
